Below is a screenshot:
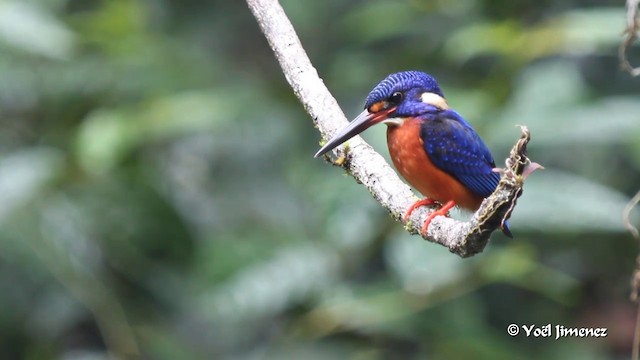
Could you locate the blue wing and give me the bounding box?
[420,110,499,198]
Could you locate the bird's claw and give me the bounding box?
[419,201,456,236]
[403,198,439,222]
[404,200,456,236]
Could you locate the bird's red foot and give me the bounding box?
[419,201,456,236]
[403,198,438,222]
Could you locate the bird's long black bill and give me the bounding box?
[314,109,390,158]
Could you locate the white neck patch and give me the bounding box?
[420,92,449,109]
[382,117,404,126]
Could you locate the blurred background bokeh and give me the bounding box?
[0,0,639,359]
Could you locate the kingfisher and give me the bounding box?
[314,71,512,237]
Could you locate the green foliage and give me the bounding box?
[0,0,637,359]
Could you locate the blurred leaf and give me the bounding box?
[445,20,527,62]
[480,242,580,304]
[487,60,640,147]
[493,60,586,121]
[38,194,104,276]
[341,0,421,43]
[558,8,628,53]
[0,148,63,223]
[386,233,469,295]
[512,169,632,232]
[445,8,624,63]
[307,286,412,333]
[0,1,74,58]
[137,326,207,360]
[25,286,85,342]
[74,109,131,175]
[262,342,353,360]
[73,0,146,56]
[197,244,340,323]
[495,96,640,147]
[75,91,234,174]
[479,242,538,282]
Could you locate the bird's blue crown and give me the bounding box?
[364,71,444,109]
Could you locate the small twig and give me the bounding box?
[620,0,640,76]
[246,0,539,257]
[626,190,640,360]
[625,190,640,240]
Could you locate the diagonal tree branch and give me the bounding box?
[246,0,537,257]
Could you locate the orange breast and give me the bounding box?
[386,118,483,211]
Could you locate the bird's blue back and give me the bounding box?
[419,109,500,198]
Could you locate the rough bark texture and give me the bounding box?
[246,0,537,257]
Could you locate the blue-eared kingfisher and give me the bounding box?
[314,71,512,237]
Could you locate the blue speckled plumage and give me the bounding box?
[420,109,499,198]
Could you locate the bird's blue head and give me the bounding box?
[315,71,448,157]
[365,71,444,112]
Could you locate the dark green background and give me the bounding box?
[0,0,638,359]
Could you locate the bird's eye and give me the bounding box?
[389,91,403,104]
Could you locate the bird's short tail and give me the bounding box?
[501,220,513,238]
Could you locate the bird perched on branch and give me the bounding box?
[315,71,512,237]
